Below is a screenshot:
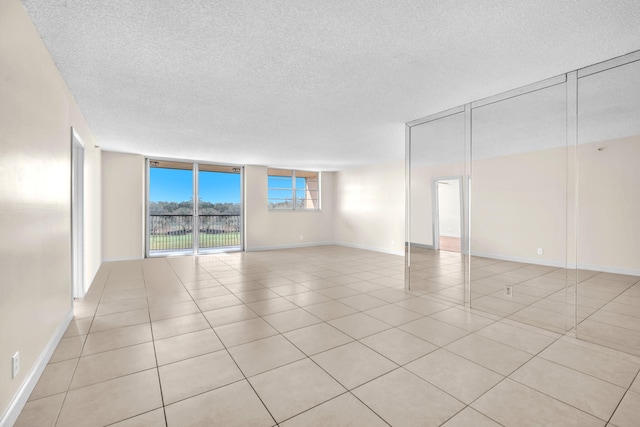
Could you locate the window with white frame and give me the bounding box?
[267,169,320,210]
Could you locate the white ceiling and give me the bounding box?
[21,0,640,171]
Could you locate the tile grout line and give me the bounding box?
[51,265,113,427]
[176,255,428,424]
[473,324,632,424]
[605,369,640,426]
[168,257,280,427]
[143,259,170,427]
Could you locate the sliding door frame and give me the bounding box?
[145,157,244,257]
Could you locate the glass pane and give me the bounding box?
[268,184,293,209]
[267,169,319,210]
[269,199,294,209]
[268,170,293,209]
[268,176,292,189]
[148,161,194,253]
[470,82,568,333]
[408,111,467,301]
[198,168,241,250]
[576,59,640,355]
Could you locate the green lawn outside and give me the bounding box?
[150,232,240,250]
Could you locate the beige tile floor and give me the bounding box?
[16,246,640,426]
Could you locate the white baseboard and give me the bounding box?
[102,256,143,262]
[471,251,568,268]
[410,243,435,250]
[0,309,73,427]
[245,241,336,252]
[576,263,640,277]
[470,252,640,276]
[245,241,404,257]
[334,242,404,257]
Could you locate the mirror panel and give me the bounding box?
[576,59,640,355]
[469,82,570,333]
[406,51,639,344]
[408,112,468,304]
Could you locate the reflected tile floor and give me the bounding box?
[17,246,640,426]
[411,247,640,357]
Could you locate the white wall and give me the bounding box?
[471,145,568,265]
[334,160,405,255]
[411,149,568,265]
[98,154,408,259]
[410,168,434,247]
[471,136,640,274]
[409,136,640,274]
[99,158,408,257]
[102,152,145,261]
[100,162,337,256]
[244,166,335,250]
[577,136,640,273]
[0,0,101,422]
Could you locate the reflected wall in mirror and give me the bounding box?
[576,58,640,355]
[469,82,571,333]
[408,111,469,304]
[406,51,640,343]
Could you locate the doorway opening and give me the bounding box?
[432,177,462,253]
[71,129,85,297]
[147,160,242,256]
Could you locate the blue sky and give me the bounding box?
[149,168,240,203]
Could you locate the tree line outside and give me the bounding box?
[149,200,241,250]
[149,200,241,215]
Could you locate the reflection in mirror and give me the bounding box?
[408,112,468,304]
[470,82,571,333]
[576,59,640,355]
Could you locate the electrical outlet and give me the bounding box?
[537,248,543,255]
[299,235,303,241]
[12,352,20,379]
[505,285,513,297]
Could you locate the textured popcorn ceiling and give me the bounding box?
[21,0,640,170]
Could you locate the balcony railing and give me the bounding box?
[149,214,241,251]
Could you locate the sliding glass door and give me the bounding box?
[197,165,242,251]
[147,160,242,256]
[148,161,194,253]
